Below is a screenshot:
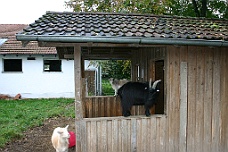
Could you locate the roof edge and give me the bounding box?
[16,35,228,47]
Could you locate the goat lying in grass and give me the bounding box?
[51,125,70,152]
[118,79,161,117]
[109,78,129,96]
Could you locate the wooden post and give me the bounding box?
[74,45,84,152]
[179,62,188,152]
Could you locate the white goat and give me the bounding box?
[51,125,70,152]
[109,78,129,96]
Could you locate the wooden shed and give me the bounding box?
[17,12,228,152]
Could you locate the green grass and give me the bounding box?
[0,98,75,148]
[102,78,115,96]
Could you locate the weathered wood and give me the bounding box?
[83,96,149,117]
[167,46,180,152]
[211,49,221,152]
[179,62,188,152]
[149,117,156,152]
[195,48,205,152]
[220,48,228,152]
[186,47,197,152]
[203,49,213,152]
[74,45,83,152]
[75,46,228,152]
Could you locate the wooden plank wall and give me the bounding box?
[83,96,155,118]
[76,46,228,152]
[186,47,228,152]
[79,116,167,152]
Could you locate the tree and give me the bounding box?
[89,60,131,79]
[65,0,228,19]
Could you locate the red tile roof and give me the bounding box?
[0,24,56,55]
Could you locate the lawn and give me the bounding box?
[0,98,75,148]
[102,78,115,96]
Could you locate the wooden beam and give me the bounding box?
[74,45,83,120]
[74,45,83,152]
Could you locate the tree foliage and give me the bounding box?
[65,0,228,19]
[89,60,131,79]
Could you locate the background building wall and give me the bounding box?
[0,54,75,98]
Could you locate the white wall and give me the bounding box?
[0,54,75,98]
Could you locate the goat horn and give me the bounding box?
[152,79,161,89]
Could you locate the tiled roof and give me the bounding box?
[0,24,56,55]
[16,12,228,46]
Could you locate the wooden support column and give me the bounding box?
[74,45,84,152]
[179,62,188,152]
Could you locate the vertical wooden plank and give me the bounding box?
[136,119,142,152]
[81,121,88,152]
[203,49,213,152]
[118,120,123,152]
[131,118,137,152]
[88,98,92,118]
[121,119,129,152]
[186,47,197,152]
[87,121,91,152]
[100,97,105,117]
[141,118,148,152]
[97,121,102,152]
[211,49,221,152]
[127,120,131,152]
[94,98,99,117]
[164,48,170,152]
[150,117,157,152]
[107,120,112,152]
[75,120,82,152]
[220,48,228,152]
[179,62,188,152]
[167,46,180,152]
[159,117,166,152]
[91,121,97,152]
[194,48,205,152]
[107,97,111,117]
[116,97,122,116]
[156,118,161,152]
[112,119,119,152]
[167,49,174,152]
[101,120,107,151]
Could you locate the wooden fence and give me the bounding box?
[82,96,155,118]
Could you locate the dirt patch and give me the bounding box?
[0,117,76,152]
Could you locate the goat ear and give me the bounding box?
[65,125,69,129]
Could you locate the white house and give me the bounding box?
[0,24,76,98]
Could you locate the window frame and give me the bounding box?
[43,59,62,72]
[3,59,23,72]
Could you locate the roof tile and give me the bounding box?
[16,12,228,42]
[0,24,56,55]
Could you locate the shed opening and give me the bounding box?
[81,47,166,118]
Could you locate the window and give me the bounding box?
[3,59,22,72]
[43,60,61,72]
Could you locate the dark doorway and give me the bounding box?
[155,60,164,114]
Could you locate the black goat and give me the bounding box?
[117,79,161,117]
